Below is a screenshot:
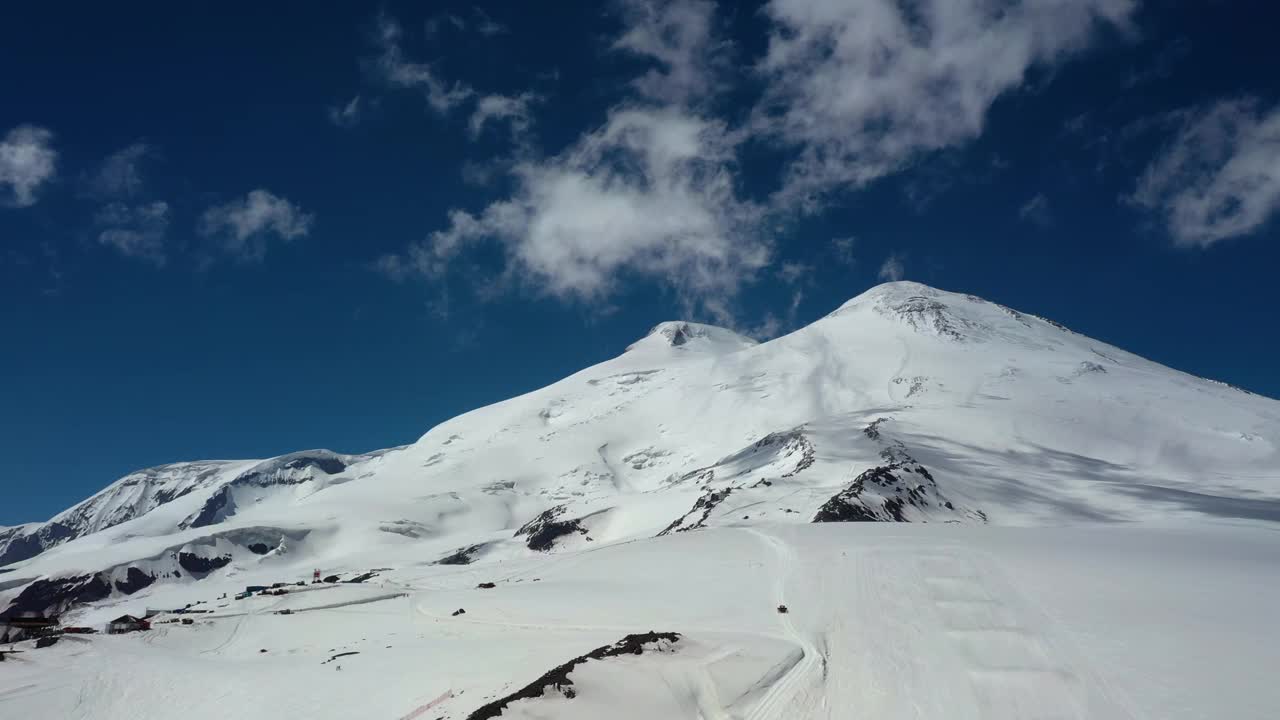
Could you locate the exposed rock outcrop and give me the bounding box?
[113,567,156,595]
[466,631,681,720]
[659,487,734,535]
[515,505,590,552]
[814,419,983,524]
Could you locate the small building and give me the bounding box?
[245,585,268,593]
[106,614,150,634]
[234,592,250,600]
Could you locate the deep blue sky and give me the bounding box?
[3,0,1278,525]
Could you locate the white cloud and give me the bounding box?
[199,189,313,261]
[373,14,473,114]
[1131,98,1280,247]
[469,93,539,140]
[756,0,1135,209]
[776,261,811,285]
[612,0,726,105]
[86,143,172,265]
[383,106,768,309]
[89,143,151,198]
[473,8,509,37]
[749,313,783,340]
[0,125,57,207]
[830,236,856,266]
[368,0,1135,329]
[460,159,499,187]
[878,254,906,282]
[1019,192,1053,227]
[747,288,805,340]
[426,9,507,38]
[96,201,169,264]
[328,96,362,128]
[377,2,762,318]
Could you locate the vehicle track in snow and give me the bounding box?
[413,597,759,719]
[912,548,1135,719]
[817,541,1135,720]
[737,528,1135,719]
[742,528,828,720]
[410,541,822,720]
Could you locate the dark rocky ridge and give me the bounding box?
[813,418,982,524]
[515,505,590,552]
[659,487,733,535]
[181,451,351,530]
[0,461,235,568]
[184,486,235,529]
[177,551,232,574]
[664,428,814,489]
[113,567,156,595]
[466,631,681,720]
[2,574,112,618]
[0,522,76,568]
[436,543,487,565]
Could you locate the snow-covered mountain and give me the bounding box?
[3,281,1277,614]
[3,282,1278,720]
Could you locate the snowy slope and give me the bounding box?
[3,281,1279,719]
[3,524,1277,719]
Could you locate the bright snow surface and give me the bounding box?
[2,282,1278,719]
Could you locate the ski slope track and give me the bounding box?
[3,282,1279,719]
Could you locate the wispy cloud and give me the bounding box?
[87,143,151,198]
[612,0,728,106]
[459,159,500,187]
[776,261,812,285]
[379,107,767,315]
[1123,36,1190,89]
[373,0,1133,325]
[878,254,906,282]
[755,0,1135,210]
[468,92,539,140]
[1018,193,1053,227]
[87,142,175,263]
[372,14,473,114]
[472,8,509,37]
[95,201,170,265]
[747,288,805,340]
[328,95,362,128]
[830,236,856,266]
[0,125,57,207]
[1131,97,1280,247]
[378,2,767,321]
[199,189,313,261]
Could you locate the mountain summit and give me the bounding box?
[4,282,1278,720]
[2,281,1277,615]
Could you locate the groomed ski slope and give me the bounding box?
[3,522,1277,719]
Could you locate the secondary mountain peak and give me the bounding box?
[626,321,758,354]
[4,281,1277,669]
